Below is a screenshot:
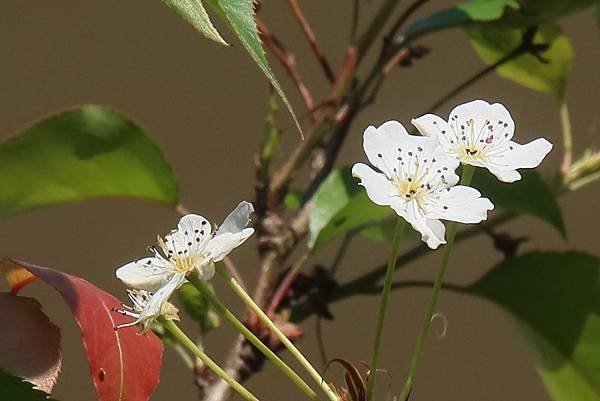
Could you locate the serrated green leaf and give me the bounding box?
[162,0,228,45]
[0,106,178,218]
[178,282,220,332]
[309,168,393,249]
[207,0,301,133]
[0,368,58,401]
[467,23,573,97]
[469,251,600,401]
[471,169,565,235]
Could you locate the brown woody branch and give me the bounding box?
[288,0,336,83]
[257,18,315,112]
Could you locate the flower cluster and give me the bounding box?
[114,99,552,330]
[114,202,255,331]
[353,99,552,249]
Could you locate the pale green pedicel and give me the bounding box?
[366,219,406,401]
[397,164,475,400]
[214,265,341,401]
[161,318,260,401]
[188,271,321,401]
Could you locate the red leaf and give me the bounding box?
[1,258,163,401]
[0,293,62,393]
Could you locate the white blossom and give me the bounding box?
[113,288,180,333]
[352,121,494,249]
[412,99,552,182]
[115,201,254,318]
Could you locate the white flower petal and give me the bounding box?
[485,167,523,182]
[401,201,447,249]
[411,113,449,138]
[139,273,187,331]
[217,201,254,235]
[483,138,553,182]
[363,121,411,177]
[411,114,456,152]
[427,185,494,223]
[164,214,212,256]
[140,274,186,319]
[205,227,254,263]
[352,163,397,206]
[198,262,216,281]
[449,99,515,142]
[116,257,172,291]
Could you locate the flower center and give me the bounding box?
[396,177,424,200]
[173,253,202,273]
[458,145,482,161]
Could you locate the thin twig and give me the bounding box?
[223,257,248,293]
[257,18,315,112]
[357,0,403,60]
[426,47,527,113]
[268,47,358,203]
[386,0,432,43]
[315,317,328,367]
[288,0,335,83]
[350,0,360,43]
[175,203,191,216]
[267,251,310,316]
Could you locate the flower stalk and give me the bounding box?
[366,219,406,401]
[160,318,260,401]
[188,271,321,401]
[215,264,340,401]
[397,164,475,400]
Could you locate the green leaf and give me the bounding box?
[309,168,392,249]
[457,0,520,21]
[360,219,419,242]
[467,23,573,97]
[0,368,58,401]
[207,0,301,133]
[469,251,600,401]
[471,169,565,235]
[0,106,178,218]
[516,0,600,21]
[404,0,520,40]
[178,283,220,332]
[162,0,228,45]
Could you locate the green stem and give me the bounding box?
[160,318,260,401]
[188,273,320,401]
[216,265,340,401]
[398,164,475,400]
[560,98,573,172]
[366,219,406,401]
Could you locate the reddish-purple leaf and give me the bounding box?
[0,293,62,393]
[1,258,163,401]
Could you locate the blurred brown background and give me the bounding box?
[1,1,599,400]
